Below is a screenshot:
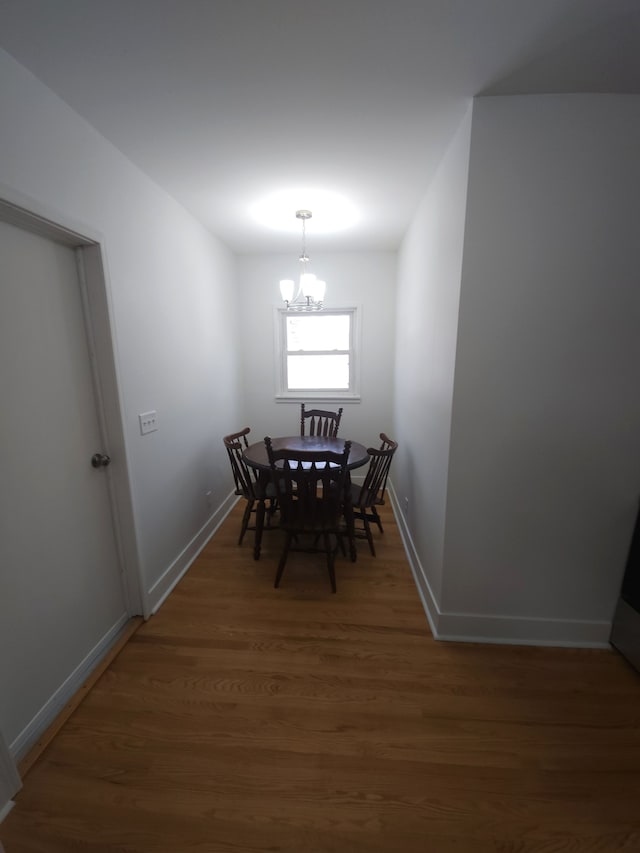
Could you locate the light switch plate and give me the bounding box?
[139,410,158,435]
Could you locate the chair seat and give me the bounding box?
[280,499,343,533]
[349,482,384,507]
[236,482,278,499]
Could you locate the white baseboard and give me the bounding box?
[388,483,611,649]
[388,483,440,638]
[435,612,611,648]
[9,613,130,762]
[148,491,238,615]
[0,800,15,824]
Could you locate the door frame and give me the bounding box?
[0,191,143,616]
[0,729,20,823]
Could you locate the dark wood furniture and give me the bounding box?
[223,427,277,560]
[243,435,369,472]
[350,432,398,555]
[244,435,369,571]
[264,437,352,593]
[300,403,343,437]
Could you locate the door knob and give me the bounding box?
[91,453,111,469]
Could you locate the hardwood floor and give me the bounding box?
[2,501,640,852]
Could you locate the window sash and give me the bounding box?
[285,313,351,353]
[275,307,360,401]
[286,353,350,390]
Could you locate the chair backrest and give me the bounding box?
[300,403,343,437]
[223,427,258,499]
[358,432,398,509]
[265,436,351,531]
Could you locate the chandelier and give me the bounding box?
[279,210,325,311]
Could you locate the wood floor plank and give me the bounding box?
[2,500,640,852]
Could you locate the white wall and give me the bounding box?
[0,51,240,618]
[237,252,397,449]
[0,47,242,795]
[394,107,472,612]
[395,94,640,646]
[442,94,640,644]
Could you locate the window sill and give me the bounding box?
[275,393,361,404]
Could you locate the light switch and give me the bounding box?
[139,410,158,435]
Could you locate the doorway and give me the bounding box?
[0,202,141,766]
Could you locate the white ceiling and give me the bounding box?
[1,0,639,253]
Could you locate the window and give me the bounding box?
[275,307,360,401]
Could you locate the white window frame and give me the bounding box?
[274,306,361,402]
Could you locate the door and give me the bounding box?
[0,220,129,753]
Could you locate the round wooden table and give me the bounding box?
[243,435,370,471]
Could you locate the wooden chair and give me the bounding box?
[223,427,277,560]
[350,433,398,556]
[300,403,343,437]
[264,436,352,593]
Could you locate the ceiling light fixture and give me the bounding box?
[279,210,325,311]
[252,190,358,234]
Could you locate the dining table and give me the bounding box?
[242,434,370,473]
[243,435,370,562]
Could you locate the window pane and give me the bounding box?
[286,314,350,352]
[287,354,350,390]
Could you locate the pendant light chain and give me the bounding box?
[279,209,325,311]
[300,214,306,278]
[298,209,310,265]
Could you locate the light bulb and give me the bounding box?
[279,279,294,302]
[300,273,317,297]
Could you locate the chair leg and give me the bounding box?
[348,532,357,562]
[265,498,278,528]
[324,532,337,593]
[371,506,384,534]
[343,499,357,562]
[253,501,266,561]
[274,533,293,588]
[363,516,376,556]
[239,499,254,545]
